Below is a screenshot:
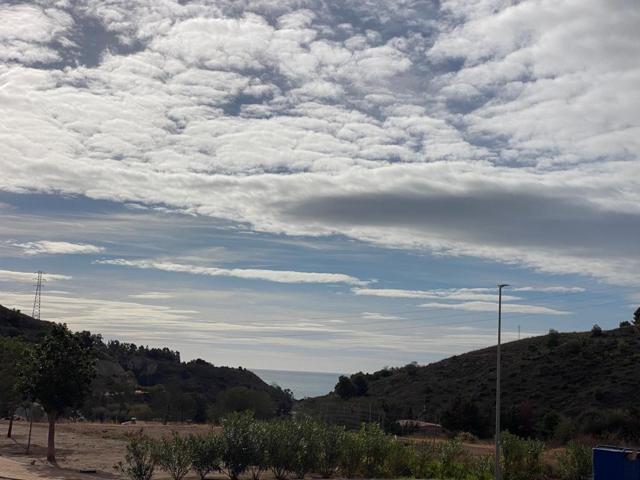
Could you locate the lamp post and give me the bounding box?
[495,284,509,480]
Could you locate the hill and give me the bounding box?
[0,304,54,341]
[299,326,640,440]
[0,304,292,423]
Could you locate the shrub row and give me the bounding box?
[116,413,592,480]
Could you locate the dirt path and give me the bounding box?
[0,455,111,480]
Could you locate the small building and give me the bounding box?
[397,419,443,436]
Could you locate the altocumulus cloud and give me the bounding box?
[0,0,638,286]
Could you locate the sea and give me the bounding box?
[252,369,343,399]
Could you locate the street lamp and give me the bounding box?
[495,284,509,480]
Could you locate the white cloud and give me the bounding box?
[13,241,105,255]
[0,5,73,65]
[129,292,175,299]
[0,269,71,283]
[0,0,638,290]
[353,287,521,302]
[511,286,585,293]
[0,291,196,332]
[353,285,585,299]
[361,312,403,321]
[419,301,570,316]
[97,258,368,286]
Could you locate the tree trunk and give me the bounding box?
[7,408,14,438]
[26,403,34,454]
[46,412,56,463]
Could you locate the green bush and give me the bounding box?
[436,438,466,479]
[335,375,357,399]
[467,454,494,480]
[547,329,560,348]
[213,387,275,421]
[265,419,298,480]
[501,432,545,480]
[221,412,255,480]
[359,423,392,478]
[408,439,469,480]
[247,420,269,480]
[338,431,364,478]
[115,430,157,480]
[292,417,322,479]
[384,440,414,478]
[409,441,438,479]
[556,441,592,480]
[156,432,192,480]
[189,433,223,480]
[317,424,346,478]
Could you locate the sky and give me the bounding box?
[0,0,638,373]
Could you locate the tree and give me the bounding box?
[17,323,97,462]
[214,386,275,421]
[116,430,157,480]
[189,433,223,480]
[591,324,603,337]
[0,337,28,438]
[335,376,357,400]
[351,373,368,396]
[634,307,640,325]
[221,412,255,480]
[156,432,192,480]
[441,396,489,438]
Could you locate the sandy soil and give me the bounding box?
[0,420,217,480]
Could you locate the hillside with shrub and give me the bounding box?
[301,324,640,441]
[0,304,292,423]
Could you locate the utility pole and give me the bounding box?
[495,284,509,480]
[518,325,521,340]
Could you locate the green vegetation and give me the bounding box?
[556,441,592,480]
[0,304,292,425]
[334,372,369,400]
[0,335,29,437]
[221,412,255,480]
[156,432,193,480]
[119,415,601,480]
[119,416,508,480]
[116,430,157,480]
[17,323,97,462]
[116,413,591,480]
[188,432,223,480]
[501,431,545,480]
[302,322,640,441]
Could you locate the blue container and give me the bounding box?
[593,445,640,479]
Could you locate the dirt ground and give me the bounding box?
[0,420,218,480]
